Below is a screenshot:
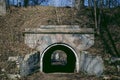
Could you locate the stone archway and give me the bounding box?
[40,43,79,73]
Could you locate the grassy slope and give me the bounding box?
[0,6,119,80]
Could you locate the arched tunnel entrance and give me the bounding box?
[40,43,79,73]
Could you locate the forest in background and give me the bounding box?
[5,0,120,8]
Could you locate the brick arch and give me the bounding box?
[40,43,79,73]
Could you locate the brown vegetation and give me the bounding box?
[0,6,120,80]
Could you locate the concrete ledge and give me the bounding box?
[23,25,94,34]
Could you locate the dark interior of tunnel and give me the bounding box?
[43,44,76,73]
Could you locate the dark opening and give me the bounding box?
[43,44,76,73]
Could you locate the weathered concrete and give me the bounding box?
[8,56,19,62]
[20,51,40,77]
[24,25,94,53]
[24,25,94,34]
[7,51,104,77]
[0,0,6,15]
[79,51,104,76]
[7,51,40,77]
[24,25,95,74]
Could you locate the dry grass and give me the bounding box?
[0,6,92,56]
[0,6,120,80]
[0,6,95,80]
[21,73,102,80]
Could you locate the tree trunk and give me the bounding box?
[75,0,84,10]
[94,0,97,31]
[80,0,84,8]
[33,0,39,5]
[88,0,91,7]
[24,0,29,7]
[6,0,10,9]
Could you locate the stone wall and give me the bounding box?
[6,25,104,78]
[24,25,94,53]
[79,51,104,76]
[19,25,104,76]
[0,0,6,15]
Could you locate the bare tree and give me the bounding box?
[32,0,39,5]
[24,0,29,7]
[88,0,91,7]
[94,0,98,33]
[75,0,84,10]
